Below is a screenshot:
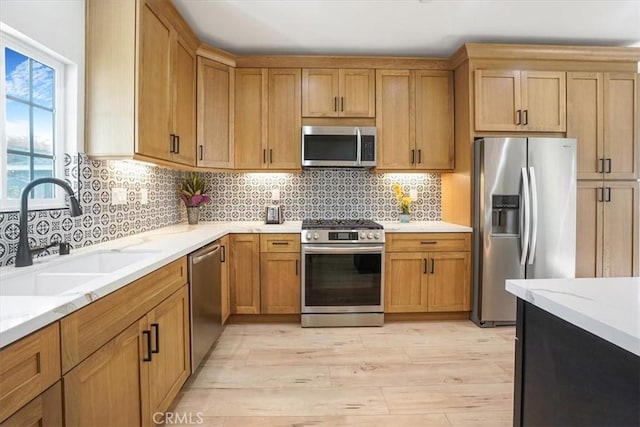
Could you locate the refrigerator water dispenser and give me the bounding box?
[491,195,519,235]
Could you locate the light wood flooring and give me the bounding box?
[171,320,516,426]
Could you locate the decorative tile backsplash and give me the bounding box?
[199,169,441,222]
[0,159,442,266]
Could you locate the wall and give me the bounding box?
[199,170,441,222]
[0,155,183,266]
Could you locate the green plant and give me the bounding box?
[178,173,211,207]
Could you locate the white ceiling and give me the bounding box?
[172,0,640,57]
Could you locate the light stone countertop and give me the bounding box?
[506,277,640,356]
[0,220,469,348]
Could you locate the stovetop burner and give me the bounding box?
[302,219,383,230]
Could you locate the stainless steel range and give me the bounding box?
[301,219,385,327]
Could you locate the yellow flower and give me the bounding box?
[392,182,412,214]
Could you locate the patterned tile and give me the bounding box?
[0,158,442,266]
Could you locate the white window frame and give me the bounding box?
[0,29,66,212]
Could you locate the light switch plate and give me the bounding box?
[111,188,127,205]
[409,189,418,201]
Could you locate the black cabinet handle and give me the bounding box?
[605,187,612,202]
[143,330,152,362]
[516,110,522,125]
[221,245,226,263]
[523,109,528,125]
[295,259,299,275]
[606,158,612,174]
[263,149,267,164]
[597,187,604,202]
[199,145,204,161]
[269,149,273,163]
[599,158,605,173]
[411,150,415,164]
[272,242,289,246]
[175,135,180,154]
[420,241,437,245]
[169,134,175,153]
[334,97,338,112]
[431,259,435,274]
[340,97,344,112]
[423,258,427,274]
[150,323,159,354]
[418,150,422,164]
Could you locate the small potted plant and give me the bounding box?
[392,182,413,223]
[178,173,211,225]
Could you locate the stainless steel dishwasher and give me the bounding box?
[188,240,223,372]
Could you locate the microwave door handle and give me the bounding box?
[355,127,362,165]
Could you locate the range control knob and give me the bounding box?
[306,232,312,240]
[367,232,373,239]
[374,233,380,240]
[360,232,366,239]
[313,232,319,240]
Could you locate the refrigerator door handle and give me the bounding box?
[528,167,538,265]
[520,167,531,265]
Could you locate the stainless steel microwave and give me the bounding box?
[301,126,377,168]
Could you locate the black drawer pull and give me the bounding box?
[143,330,152,362]
[151,323,159,354]
[420,241,437,245]
[295,259,299,275]
[272,242,290,246]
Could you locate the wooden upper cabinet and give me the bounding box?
[568,72,637,180]
[415,71,454,170]
[377,70,454,171]
[234,68,301,170]
[235,68,268,169]
[268,68,302,169]
[171,33,197,166]
[603,73,637,180]
[302,68,374,117]
[86,0,198,168]
[138,1,173,162]
[475,69,566,132]
[197,57,234,168]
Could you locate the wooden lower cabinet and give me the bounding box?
[577,181,639,277]
[385,233,472,313]
[221,235,231,323]
[260,252,301,314]
[0,382,62,427]
[230,234,261,314]
[64,285,191,427]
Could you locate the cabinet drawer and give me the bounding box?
[0,323,60,423]
[260,233,301,253]
[386,233,471,252]
[1,382,62,427]
[60,257,187,373]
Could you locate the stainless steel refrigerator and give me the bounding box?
[472,137,577,326]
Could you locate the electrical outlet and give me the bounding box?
[271,188,280,201]
[409,189,418,201]
[111,188,127,205]
[140,189,148,205]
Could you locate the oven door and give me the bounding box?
[301,244,384,313]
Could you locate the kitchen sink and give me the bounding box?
[0,272,106,296]
[43,249,161,274]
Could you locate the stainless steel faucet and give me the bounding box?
[15,177,83,267]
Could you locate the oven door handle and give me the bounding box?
[302,245,384,255]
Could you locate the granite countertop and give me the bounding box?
[0,220,470,348]
[506,277,640,356]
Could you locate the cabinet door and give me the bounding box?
[521,71,566,132]
[426,252,471,312]
[567,73,604,180]
[384,252,427,312]
[268,68,301,169]
[604,73,637,180]
[235,68,268,169]
[474,69,521,132]
[230,234,261,314]
[602,182,639,277]
[221,235,230,324]
[197,58,233,168]
[137,2,172,161]
[260,253,301,314]
[1,382,62,427]
[302,68,339,117]
[415,70,454,170]
[376,70,414,169]
[147,286,190,417]
[64,319,149,427]
[171,34,196,166]
[340,69,375,117]
[576,181,603,278]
